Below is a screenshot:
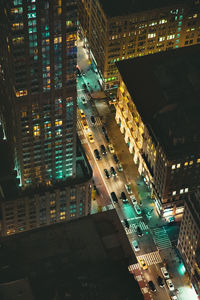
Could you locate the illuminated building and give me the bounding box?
[177,189,200,297]
[0,139,92,236]
[0,0,78,187]
[79,0,200,89]
[115,45,200,218]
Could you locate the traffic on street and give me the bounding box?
[76,36,198,300]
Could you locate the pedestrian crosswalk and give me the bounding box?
[124,220,149,235]
[152,227,172,250]
[128,263,140,271]
[137,250,162,266]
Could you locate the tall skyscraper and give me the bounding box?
[1,0,78,187]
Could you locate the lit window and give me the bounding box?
[171,164,176,169]
[159,37,165,42]
[177,163,181,168]
[184,162,188,166]
[55,120,62,126]
[185,188,189,193]
[197,158,200,163]
[148,33,156,39]
[172,191,176,195]
[180,189,184,194]
[189,160,193,165]
[167,34,175,40]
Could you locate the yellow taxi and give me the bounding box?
[81,118,88,130]
[108,144,115,153]
[138,258,148,270]
[79,109,85,119]
[88,132,94,143]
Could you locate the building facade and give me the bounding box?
[0,139,92,236]
[115,46,200,218]
[0,0,78,187]
[79,0,200,89]
[177,189,200,297]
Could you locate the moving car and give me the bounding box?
[110,166,117,177]
[90,115,95,124]
[104,168,110,179]
[132,240,140,252]
[120,192,128,204]
[148,281,156,292]
[117,163,123,172]
[81,97,87,104]
[134,204,142,215]
[94,149,101,160]
[100,144,107,155]
[79,109,85,119]
[166,279,175,291]
[81,118,88,130]
[138,258,148,270]
[136,226,143,237]
[113,154,119,163]
[157,276,164,288]
[110,192,118,203]
[125,183,133,195]
[82,83,87,90]
[88,132,94,143]
[108,143,115,153]
[130,195,137,205]
[124,219,129,228]
[160,267,170,279]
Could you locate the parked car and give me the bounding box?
[108,143,115,153]
[130,195,137,205]
[94,149,101,160]
[132,240,140,252]
[100,144,107,155]
[148,281,156,292]
[117,163,123,172]
[104,168,110,179]
[160,267,170,279]
[138,258,148,270]
[124,219,129,228]
[136,226,143,237]
[157,276,164,288]
[102,126,106,133]
[113,154,119,163]
[120,192,128,204]
[104,133,110,142]
[125,183,133,194]
[171,295,178,300]
[90,115,95,124]
[110,166,117,177]
[110,192,118,203]
[134,204,142,215]
[166,279,175,291]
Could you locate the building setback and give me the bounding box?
[0,0,78,187]
[115,45,200,218]
[79,0,200,89]
[177,189,200,297]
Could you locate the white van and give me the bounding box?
[161,267,170,279]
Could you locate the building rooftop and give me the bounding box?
[0,209,142,300]
[99,0,189,18]
[116,45,200,158]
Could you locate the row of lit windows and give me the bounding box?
[171,159,200,169]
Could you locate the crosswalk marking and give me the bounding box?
[77,116,102,131]
[128,264,139,271]
[137,251,162,266]
[152,227,172,250]
[124,220,149,235]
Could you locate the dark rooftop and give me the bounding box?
[116,45,200,158]
[99,0,189,18]
[0,209,142,300]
